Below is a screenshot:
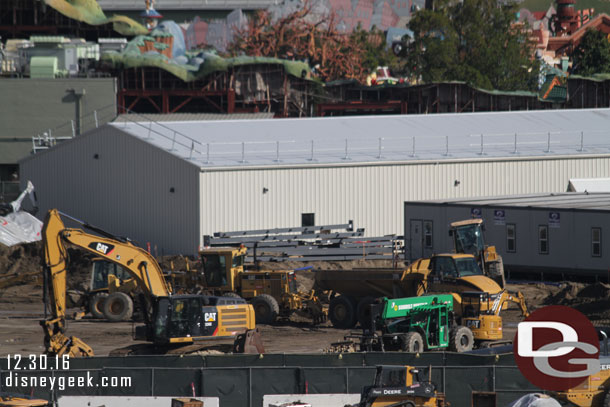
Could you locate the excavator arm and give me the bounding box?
[489,290,529,318]
[41,209,170,357]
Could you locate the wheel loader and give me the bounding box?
[352,365,446,407]
[449,219,505,287]
[199,246,326,324]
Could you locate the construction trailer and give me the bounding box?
[404,192,610,279]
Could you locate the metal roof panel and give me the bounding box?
[109,108,610,169]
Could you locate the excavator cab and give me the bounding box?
[460,291,503,343]
[136,294,253,343]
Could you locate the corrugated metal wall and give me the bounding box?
[0,78,117,164]
[20,125,200,255]
[199,156,610,242]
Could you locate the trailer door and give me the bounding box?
[410,220,423,261]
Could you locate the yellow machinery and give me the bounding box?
[353,365,445,407]
[0,396,48,407]
[199,246,326,324]
[460,290,529,346]
[552,368,610,406]
[552,332,610,407]
[86,257,202,321]
[449,219,505,287]
[316,253,505,329]
[40,209,261,357]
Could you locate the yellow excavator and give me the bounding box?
[460,290,529,347]
[40,209,261,357]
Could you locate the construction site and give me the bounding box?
[3,0,610,405]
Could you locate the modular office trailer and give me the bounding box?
[404,193,610,278]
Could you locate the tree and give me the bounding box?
[572,29,610,76]
[406,0,540,91]
[227,4,398,82]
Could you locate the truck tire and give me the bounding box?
[103,292,134,322]
[89,292,108,319]
[356,296,377,328]
[402,332,425,353]
[449,325,474,353]
[329,296,358,329]
[251,294,279,324]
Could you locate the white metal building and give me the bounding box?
[19,109,610,254]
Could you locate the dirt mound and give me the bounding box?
[544,282,587,304]
[0,241,43,275]
[542,281,610,322]
[578,282,610,299]
[0,241,96,292]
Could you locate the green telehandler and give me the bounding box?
[344,294,474,353]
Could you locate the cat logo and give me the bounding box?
[88,242,114,255]
[205,312,217,322]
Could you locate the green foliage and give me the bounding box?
[349,25,400,73]
[572,29,610,76]
[406,0,540,90]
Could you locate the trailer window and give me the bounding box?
[506,224,516,253]
[592,228,602,257]
[539,225,549,255]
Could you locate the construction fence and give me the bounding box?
[0,352,538,406]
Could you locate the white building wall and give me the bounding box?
[199,155,610,242]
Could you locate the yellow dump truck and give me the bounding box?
[315,253,503,328]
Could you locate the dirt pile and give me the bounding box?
[0,241,96,291]
[543,281,610,322]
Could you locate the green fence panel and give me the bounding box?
[443,366,494,406]
[495,366,539,392]
[153,368,201,397]
[302,367,348,394]
[284,353,364,367]
[201,368,249,407]
[95,367,152,396]
[347,367,377,393]
[206,354,285,367]
[250,368,302,407]
[0,369,54,400]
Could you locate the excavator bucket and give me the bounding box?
[41,320,94,357]
[233,328,265,354]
